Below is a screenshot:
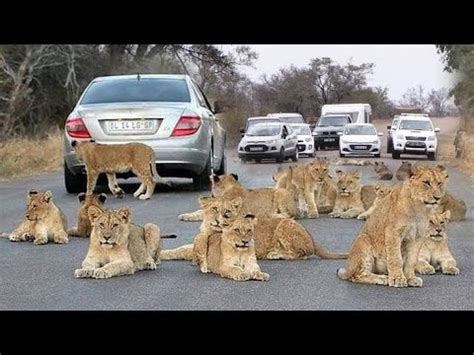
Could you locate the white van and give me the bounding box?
[321,104,372,124]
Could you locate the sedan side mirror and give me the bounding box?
[378,132,384,136]
[434,127,440,133]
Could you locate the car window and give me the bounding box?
[317,116,349,127]
[246,119,280,131]
[399,120,433,131]
[190,82,207,108]
[81,78,191,104]
[246,123,281,136]
[292,126,311,135]
[344,125,376,135]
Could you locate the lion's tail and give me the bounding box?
[179,209,204,222]
[0,232,10,239]
[312,238,349,259]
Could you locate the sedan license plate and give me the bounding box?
[354,145,367,150]
[106,120,156,133]
[324,138,335,142]
[249,147,263,152]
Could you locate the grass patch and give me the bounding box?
[0,129,64,181]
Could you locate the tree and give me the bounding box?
[399,85,430,113]
[428,88,450,117]
[345,86,394,119]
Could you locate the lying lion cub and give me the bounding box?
[74,206,162,279]
[179,174,296,221]
[328,170,366,219]
[8,190,68,245]
[67,193,107,238]
[415,210,459,276]
[206,213,270,281]
[337,164,449,287]
[72,140,168,200]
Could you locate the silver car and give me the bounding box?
[63,74,226,192]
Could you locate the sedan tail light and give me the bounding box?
[65,116,91,138]
[171,115,201,136]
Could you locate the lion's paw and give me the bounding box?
[74,268,94,279]
[138,194,151,200]
[93,268,113,279]
[442,266,460,275]
[388,275,408,288]
[232,273,251,281]
[407,276,423,287]
[255,272,270,281]
[417,265,436,275]
[33,237,48,245]
[200,265,208,273]
[144,261,157,270]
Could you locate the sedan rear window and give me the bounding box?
[80,78,191,104]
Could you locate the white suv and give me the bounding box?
[391,114,440,160]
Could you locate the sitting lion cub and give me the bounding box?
[415,210,459,275]
[328,170,366,219]
[337,164,449,287]
[67,193,107,238]
[74,206,161,279]
[206,213,270,282]
[357,184,393,220]
[8,190,68,245]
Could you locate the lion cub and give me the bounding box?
[337,165,449,288]
[373,161,393,180]
[8,190,68,245]
[68,193,107,238]
[328,170,366,219]
[396,161,412,181]
[357,184,393,220]
[74,207,161,279]
[206,214,270,282]
[72,140,167,200]
[415,210,459,275]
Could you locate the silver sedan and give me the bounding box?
[63,74,226,192]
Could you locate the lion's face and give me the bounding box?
[427,210,450,241]
[374,183,392,198]
[88,206,131,249]
[374,161,388,173]
[335,170,361,196]
[211,174,239,197]
[199,196,224,232]
[200,196,244,232]
[400,161,412,171]
[25,190,53,221]
[409,165,448,208]
[307,160,330,183]
[78,192,106,216]
[222,214,257,250]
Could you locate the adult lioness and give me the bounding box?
[328,170,366,219]
[8,190,68,245]
[72,141,167,200]
[415,210,459,275]
[179,173,297,221]
[337,164,449,287]
[74,207,161,279]
[68,193,107,238]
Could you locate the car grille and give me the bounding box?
[244,145,269,152]
[297,144,306,151]
[322,131,338,135]
[406,136,426,141]
[349,145,371,150]
[406,142,426,148]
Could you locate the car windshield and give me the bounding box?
[246,119,280,130]
[398,119,433,131]
[344,125,376,135]
[246,123,281,136]
[317,116,349,127]
[292,125,311,135]
[80,78,191,104]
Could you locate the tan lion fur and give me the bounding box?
[415,210,459,275]
[337,164,449,287]
[328,170,366,219]
[357,184,393,220]
[373,161,393,180]
[74,206,161,279]
[67,193,107,238]
[72,141,167,200]
[9,190,68,245]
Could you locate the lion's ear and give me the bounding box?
[199,196,214,208]
[213,175,220,183]
[88,206,103,223]
[442,209,451,221]
[27,190,38,202]
[352,170,360,179]
[335,169,344,176]
[374,161,379,166]
[77,192,86,203]
[98,193,107,204]
[436,165,449,179]
[244,213,257,224]
[230,173,239,181]
[117,208,131,223]
[42,191,53,203]
[231,197,243,210]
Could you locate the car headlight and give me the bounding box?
[305,137,312,142]
[313,132,319,136]
[266,140,276,145]
[340,139,347,144]
[397,134,405,140]
[369,140,379,144]
[427,136,436,141]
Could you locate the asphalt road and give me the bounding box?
[0,145,473,310]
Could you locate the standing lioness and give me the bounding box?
[337,165,449,288]
[72,141,167,200]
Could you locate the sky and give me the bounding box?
[222,45,454,102]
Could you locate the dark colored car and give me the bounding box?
[312,114,352,150]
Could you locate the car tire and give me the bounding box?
[387,138,393,153]
[392,151,401,160]
[64,161,86,193]
[215,153,227,175]
[310,152,316,158]
[277,147,285,163]
[291,149,299,162]
[428,152,436,161]
[255,159,261,163]
[375,154,381,158]
[193,151,212,191]
[339,152,345,158]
